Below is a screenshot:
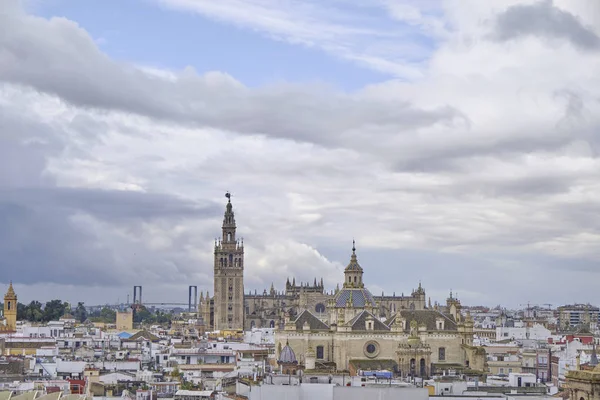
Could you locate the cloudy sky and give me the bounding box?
[1,0,600,308]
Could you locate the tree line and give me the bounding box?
[1,300,172,325]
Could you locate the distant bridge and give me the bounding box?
[131,285,200,311]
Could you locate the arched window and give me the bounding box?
[348,277,351,283]
[438,347,446,361]
[316,346,324,359]
[7,301,11,311]
[229,254,233,265]
[315,303,325,313]
[250,321,255,329]
[270,320,275,328]
[354,276,357,283]
[227,232,232,241]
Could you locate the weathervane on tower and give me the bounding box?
[225,191,231,201]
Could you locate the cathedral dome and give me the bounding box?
[335,287,377,308]
[336,241,376,308]
[278,342,298,364]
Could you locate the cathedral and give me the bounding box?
[274,247,486,376]
[200,195,427,331]
[200,195,487,376]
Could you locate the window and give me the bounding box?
[315,303,325,313]
[364,341,380,358]
[504,332,509,337]
[354,276,357,283]
[7,301,11,310]
[316,346,324,359]
[438,347,446,361]
[499,368,504,374]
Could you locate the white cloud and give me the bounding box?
[2,0,600,306]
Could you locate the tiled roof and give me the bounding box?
[347,311,390,331]
[335,288,377,308]
[387,310,457,332]
[126,330,160,342]
[294,310,330,331]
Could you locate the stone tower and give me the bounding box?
[3,282,17,331]
[213,193,244,331]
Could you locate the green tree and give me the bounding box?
[99,307,116,323]
[133,306,155,324]
[42,299,68,322]
[170,367,181,379]
[17,302,27,320]
[155,310,172,325]
[25,301,43,322]
[74,302,88,323]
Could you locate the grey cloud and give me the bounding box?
[0,187,219,221]
[0,187,218,286]
[490,0,600,50]
[0,101,219,287]
[0,3,459,147]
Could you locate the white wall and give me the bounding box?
[249,385,428,400]
[496,325,551,341]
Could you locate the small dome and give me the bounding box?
[344,241,363,272]
[278,342,298,364]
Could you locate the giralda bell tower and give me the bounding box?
[213,192,244,331]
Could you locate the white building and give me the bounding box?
[496,324,551,341]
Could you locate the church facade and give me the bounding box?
[273,247,487,376]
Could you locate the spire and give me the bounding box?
[344,240,362,272]
[343,240,364,288]
[5,281,16,299]
[320,277,324,287]
[222,192,236,243]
